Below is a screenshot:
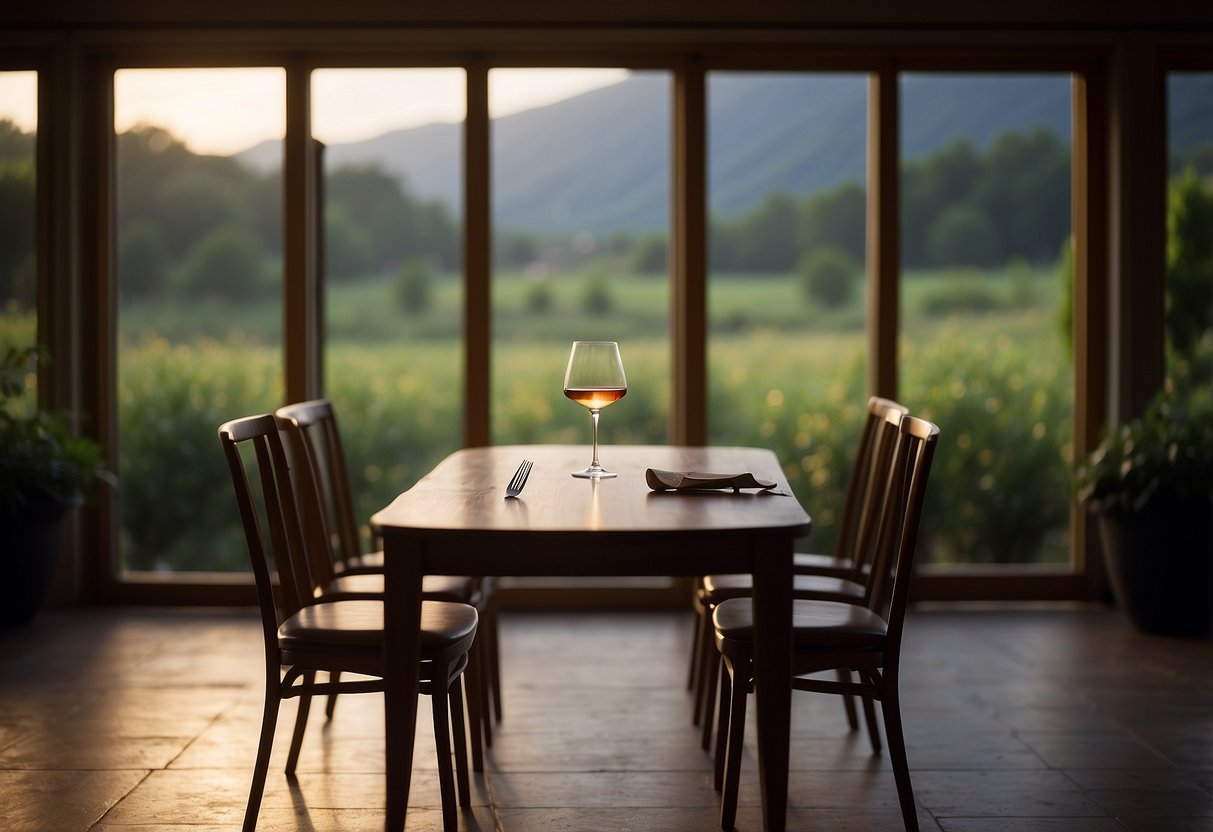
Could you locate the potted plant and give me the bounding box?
[0,345,108,626]
[1075,381,1213,637]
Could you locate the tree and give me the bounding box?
[0,119,34,165]
[800,182,866,264]
[974,130,1070,263]
[631,233,667,274]
[0,160,35,305]
[325,204,376,280]
[495,231,539,269]
[737,192,801,272]
[118,220,170,300]
[178,226,270,300]
[925,203,1001,267]
[1166,168,1213,378]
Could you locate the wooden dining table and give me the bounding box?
[371,443,812,832]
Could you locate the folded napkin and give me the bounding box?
[645,468,778,493]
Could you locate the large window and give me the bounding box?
[489,68,671,448]
[113,67,285,572]
[707,71,868,557]
[898,74,1075,568]
[10,19,1192,602]
[1165,72,1213,390]
[313,68,466,544]
[0,70,37,411]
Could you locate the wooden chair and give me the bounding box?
[689,397,908,748]
[711,411,939,831]
[219,413,478,832]
[276,399,504,767]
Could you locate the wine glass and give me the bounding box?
[563,341,627,479]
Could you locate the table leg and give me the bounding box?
[383,540,423,832]
[751,536,792,832]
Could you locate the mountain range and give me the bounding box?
[238,72,1211,234]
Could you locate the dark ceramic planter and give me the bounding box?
[1098,493,1213,638]
[0,491,80,627]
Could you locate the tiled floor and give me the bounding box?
[1,605,1212,831]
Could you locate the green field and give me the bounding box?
[5,262,1075,572]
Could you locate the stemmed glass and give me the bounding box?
[563,341,627,479]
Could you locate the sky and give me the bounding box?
[0,67,629,155]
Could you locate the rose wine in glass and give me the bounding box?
[563,341,627,478]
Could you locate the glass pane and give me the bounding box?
[114,67,284,572]
[312,68,465,543]
[0,71,38,413]
[489,68,670,449]
[707,72,868,556]
[899,73,1074,567]
[1165,72,1213,389]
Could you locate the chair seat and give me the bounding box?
[702,572,866,604]
[713,597,887,650]
[280,599,478,651]
[324,572,477,602]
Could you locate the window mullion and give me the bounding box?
[284,59,320,404]
[465,62,491,448]
[671,59,707,445]
[867,65,899,400]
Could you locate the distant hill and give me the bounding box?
[238,72,1211,234]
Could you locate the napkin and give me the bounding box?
[645,468,778,493]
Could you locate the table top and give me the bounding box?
[372,444,812,541]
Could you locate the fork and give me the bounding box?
[505,458,533,498]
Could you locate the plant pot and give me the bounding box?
[1098,493,1213,638]
[0,491,81,627]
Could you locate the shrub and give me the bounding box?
[396,258,432,314]
[903,325,1072,564]
[799,245,859,309]
[526,280,554,313]
[117,335,280,571]
[919,271,1003,316]
[582,274,614,315]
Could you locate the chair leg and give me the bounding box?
[880,684,919,832]
[713,657,732,792]
[243,683,281,832]
[693,605,714,726]
[719,648,749,831]
[862,694,883,754]
[431,681,458,832]
[478,641,494,749]
[687,602,703,691]
[325,670,340,720]
[837,668,859,731]
[285,671,315,776]
[449,674,472,809]
[700,644,720,751]
[486,603,504,724]
[465,641,486,772]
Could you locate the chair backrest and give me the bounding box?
[218,413,320,638]
[276,399,365,572]
[839,398,908,591]
[864,412,940,656]
[836,397,909,571]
